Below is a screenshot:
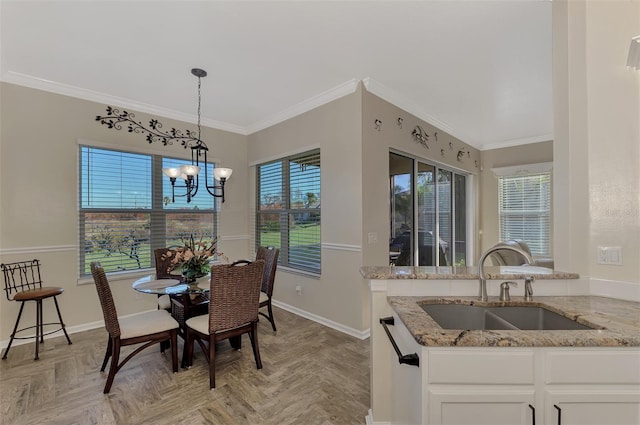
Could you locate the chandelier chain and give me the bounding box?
[197,75,202,142]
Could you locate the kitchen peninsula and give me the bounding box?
[362,265,640,425]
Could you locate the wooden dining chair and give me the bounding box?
[90,262,179,393]
[185,259,265,389]
[1,259,72,360]
[256,246,279,332]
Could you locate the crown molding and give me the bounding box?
[245,79,360,134]
[2,71,248,135]
[3,71,552,148]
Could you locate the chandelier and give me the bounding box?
[96,68,232,203]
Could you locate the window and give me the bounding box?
[79,146,217,276]
[390,152,469,267]
[497,164,551,256]
[256,149,321,274]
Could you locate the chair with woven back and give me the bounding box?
[256,246,279,332]
[185,259,265,389]
[1,259,72,360]
[153,248,184,311]
[90,262,179,393]
[154,247,209,330]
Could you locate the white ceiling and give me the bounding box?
[0,0,553,150]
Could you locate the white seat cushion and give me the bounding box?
[119,309,178,339]
[157,294,171,310]
[259,291,269,304]
[186,314,209,335]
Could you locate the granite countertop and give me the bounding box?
[361,265,579,280]
[388,296,640,347]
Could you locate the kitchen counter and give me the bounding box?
[365,268,640,424]
[389,295,640,347]
[360,265,579,280]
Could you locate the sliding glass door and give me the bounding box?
[390,152,468,267]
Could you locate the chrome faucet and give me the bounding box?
[477,243,535,301]
[524,277,535,301]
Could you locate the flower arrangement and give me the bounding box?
[164,234,220,282]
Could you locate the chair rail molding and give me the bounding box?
[0,245,76,256]
[321,243,361,252]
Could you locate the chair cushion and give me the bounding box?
[157,294,171,310]
[119,309,178,339]
[186,314,209,335]
[14,286,63,301]
[259,291,269,304]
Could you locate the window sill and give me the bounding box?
[277,266,321,279]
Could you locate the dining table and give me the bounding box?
[132,275,212,367]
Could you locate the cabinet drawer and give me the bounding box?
[428,349,535,384]
[545,349,640,384]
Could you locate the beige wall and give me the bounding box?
[247,85,367,332]
[246,84,481,333]
[0,83,249,341]
[361,89,481,267]
[479,141,553,253]
[553,0,640,284]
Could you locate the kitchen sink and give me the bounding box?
[421,304,595,331]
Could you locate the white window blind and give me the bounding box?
[79,146,217,276]
[256,149,321,274]
[498,172,551,256]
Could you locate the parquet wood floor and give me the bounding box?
[0,307,370,425]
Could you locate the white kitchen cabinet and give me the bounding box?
[542,350,640,425]
[429,389,535,425]
[544,391,640,425]
[386,313,424,425]
[426,349,536,425]
[382,324,640,425]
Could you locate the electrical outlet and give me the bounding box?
[597,246,623,265]
[368,232,378,244]
[295,285,302,296]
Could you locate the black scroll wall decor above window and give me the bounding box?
[378,116,480,169]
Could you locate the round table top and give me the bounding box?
[132,275,208,295]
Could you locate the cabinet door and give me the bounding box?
[429,389,536,425]
[545,390,640,425]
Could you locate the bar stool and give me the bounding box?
[1,259,72,360]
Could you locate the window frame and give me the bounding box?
[78,144,218,278]
[255,149,321,275]
[390,150,472,267]
[494,162,552,257]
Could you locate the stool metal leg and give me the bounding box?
[2,302,26,360]
[53,297,72,345]
[35,299,42,360]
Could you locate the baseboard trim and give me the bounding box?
[365,409,391,425]
[1,304,371,349]
[272,300,370,340]
[0,311,151,350]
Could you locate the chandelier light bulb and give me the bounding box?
[180,164,201,177]
[213,167,233,181]
[162,167,181,179]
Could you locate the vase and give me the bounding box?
[185,275,209,291]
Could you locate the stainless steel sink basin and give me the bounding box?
[421,304,595,330]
